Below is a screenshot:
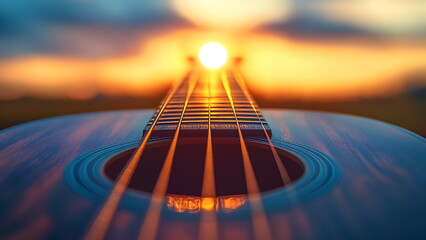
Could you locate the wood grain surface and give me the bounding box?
[0,109,425,240]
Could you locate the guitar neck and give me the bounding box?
[144,67,271,138]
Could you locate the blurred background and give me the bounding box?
[0,0,425,136]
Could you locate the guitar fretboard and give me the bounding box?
[144,68,271,137]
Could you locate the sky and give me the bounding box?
[0,0,425,100]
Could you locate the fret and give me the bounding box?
[177,116,267,120]
[150,120,267,125]
[152,119,267,124]
[151,123,267,130]
[158,114,263,120]
[151,117,268,123]
[153,117,266,123]
[144,69,271,137]
[162,109,183,113]
[158,109,261,114]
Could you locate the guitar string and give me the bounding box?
[198,70,219,240]
[84,69,194,240]
[85,65,275,240]
[220,70,273,240]
[231,67,291,185]
[232,67,301,211]
[137,67,200,240]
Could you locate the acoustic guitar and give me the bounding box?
[0,61,425,240]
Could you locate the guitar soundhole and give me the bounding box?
[103,138,305,196]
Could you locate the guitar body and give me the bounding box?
[0,109,425,240]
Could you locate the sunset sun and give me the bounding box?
[199,42,228,69]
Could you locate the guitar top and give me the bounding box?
[0,67,425,240]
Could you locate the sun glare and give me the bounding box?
[199,42,227,69]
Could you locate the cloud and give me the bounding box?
[261,12,375,39]
[170,0,291,30]
[0,0,190,58]
[306,0,426,36]
[0,0,425,60]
